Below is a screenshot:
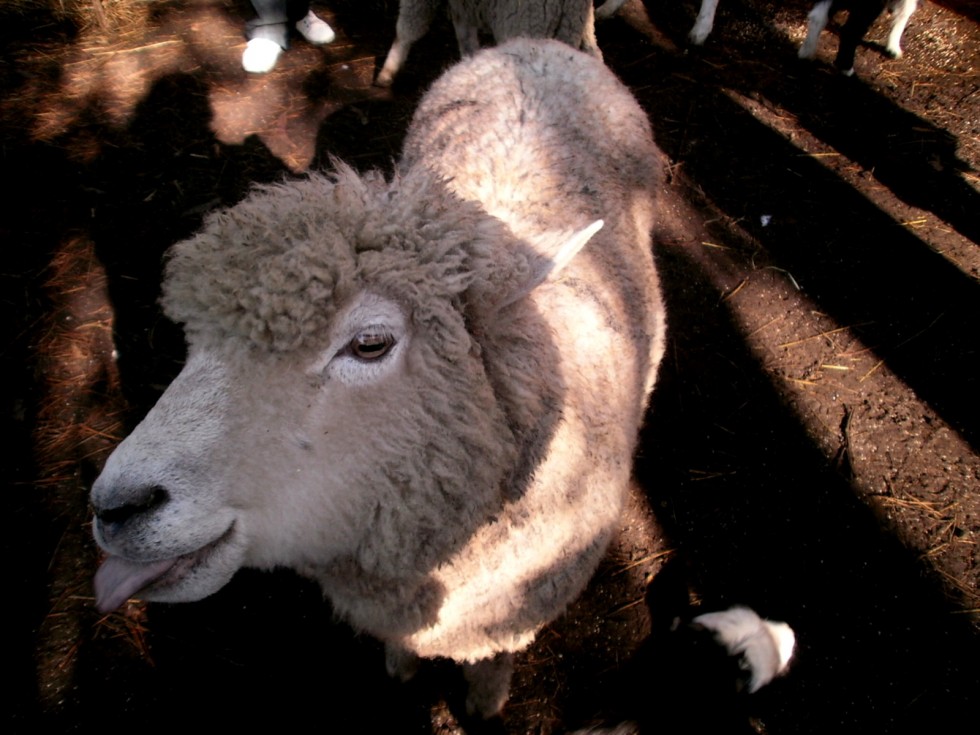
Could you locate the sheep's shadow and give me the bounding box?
[622,237,980,733]
[613,0,979,449]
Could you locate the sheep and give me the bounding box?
[90,37,667,718]
[598,0,917,74]
[798,0,918,76]
[375,0,600,87]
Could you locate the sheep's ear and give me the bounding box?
[484,220,602,313]
[528,219,603,288]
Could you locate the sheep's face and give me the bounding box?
[88,169,546,615]
[91,290,430,612]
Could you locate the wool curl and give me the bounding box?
[161,164,534,355]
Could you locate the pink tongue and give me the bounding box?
[94,556,178,613]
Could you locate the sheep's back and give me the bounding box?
[400,38,665,402]
[390,39,667,661]
[400,39,660,232]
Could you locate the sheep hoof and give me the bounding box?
[463,652,514,719]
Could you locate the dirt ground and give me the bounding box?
[3,1,978,733]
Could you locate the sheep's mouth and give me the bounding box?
[94,525,235,613]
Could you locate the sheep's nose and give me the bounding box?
[94,486,170,540]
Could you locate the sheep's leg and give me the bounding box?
[835,1,885,76]
[385,643,420,682]
[578,4,603,60]
[799,0,833,60]
[595,0,630,21]
[463,652,514,719]
[689,0,721,45]
[885,0,917,58]
[376,0,439,87]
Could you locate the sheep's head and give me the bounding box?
[91,167,598,614]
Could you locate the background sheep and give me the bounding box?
[598,0,917,71]
[375,0,600,86]
[90,38,666,718]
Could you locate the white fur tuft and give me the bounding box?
[693,606,795,692]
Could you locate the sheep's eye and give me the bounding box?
[349,329,395,360]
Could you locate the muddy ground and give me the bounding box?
[3,1,978,733]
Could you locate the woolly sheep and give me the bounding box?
[375,0,600,87]
[90,38,666,717]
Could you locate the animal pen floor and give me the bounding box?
[3,1,978,733]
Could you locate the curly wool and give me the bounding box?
[161,166,530,355]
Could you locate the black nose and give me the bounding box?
[94,485,170,538]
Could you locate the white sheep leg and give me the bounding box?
[375,0,438,87]
[799,0,832,59]
[689,0,721,45]
[579,3,603,59]
[594,0,629,21]
[376,37,411,86]
[885,0,917,58]
[463,652,515,719]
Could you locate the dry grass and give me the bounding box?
[7,0,150,35]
